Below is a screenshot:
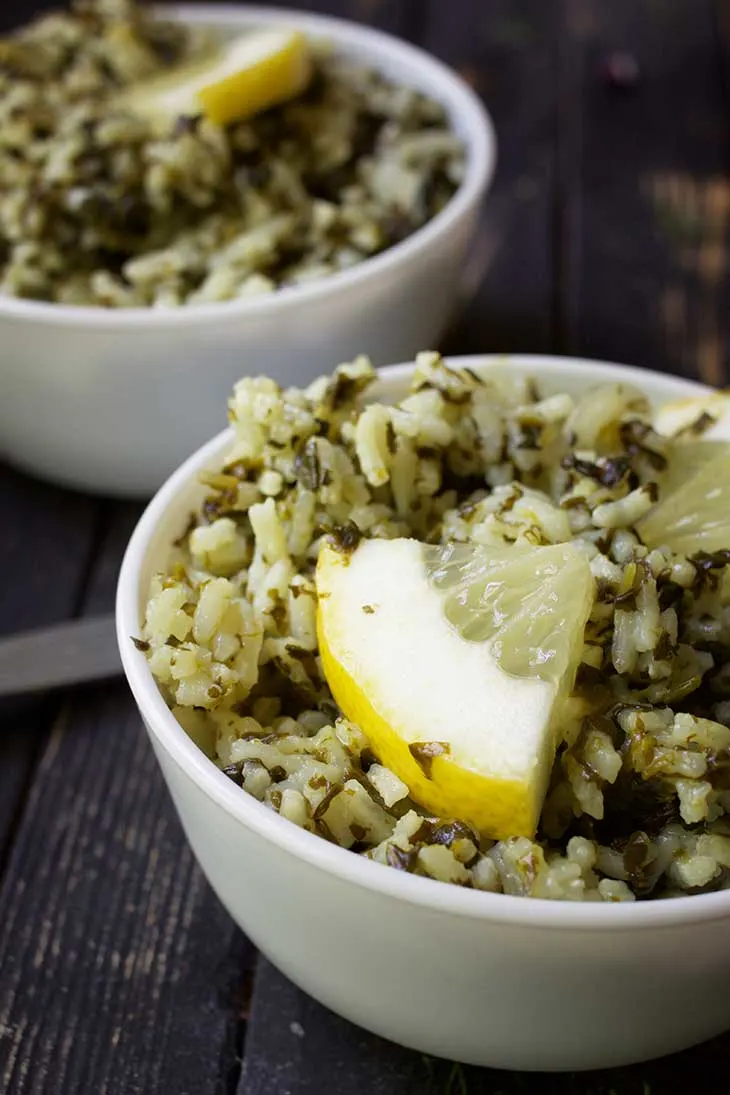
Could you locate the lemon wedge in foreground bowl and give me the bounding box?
[637,448,730,556]
[649,393,730,500]
[125,29,312,128]
[316,538,594,839]
[654,392,730,441]
[656,438,728,497]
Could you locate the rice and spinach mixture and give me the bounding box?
[0,0,463,307]
[140,352,730,903]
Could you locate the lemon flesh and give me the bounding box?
[658,438,728,497]
[316,539,593,839]
[637,448,730,555]
[125,29,312,128]
[654,393,730,441]
[640,395,730,539]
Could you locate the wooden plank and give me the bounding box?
[563,0,730,384]
[1,1,412,38]
[0,465,100,870]
[715,0,730,181]
[230,0,413,36]
[1,1,52,32]
[426,0,558,355]
[0,465,98,649]
[716,0,730,79]
[240,957,730,1095]
[0,504,256,1095]
[240,960,428,1095]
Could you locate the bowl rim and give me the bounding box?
[117,352,730,930]
[0,3,495,329]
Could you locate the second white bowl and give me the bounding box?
[0,5,494,498]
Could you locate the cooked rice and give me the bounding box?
[0,0,463,307]
[141,352,730,901]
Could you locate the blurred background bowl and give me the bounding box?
[0,4,495,499]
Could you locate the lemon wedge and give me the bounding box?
[658,438,728,497]
[316,538,593,839]
[649,394,730,497]
[125,29,312,128]
[637,448,730,555]
[639,394,730,553]
[654,392,730,441]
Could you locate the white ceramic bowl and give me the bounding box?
[117,355,730,1072]
[0,5,494,499]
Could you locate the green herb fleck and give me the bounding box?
[386,844,417,871]
[330,521,363,555]
[409,741,451,778]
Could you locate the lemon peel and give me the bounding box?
[125,29,312,128]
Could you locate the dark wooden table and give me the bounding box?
[2,1,730,1092]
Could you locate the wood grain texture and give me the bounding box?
[202,0,415,36]
[562,0,730,384]
[1,0,53,32]
[429,0,558,355]
[713,0,730,100]
[0,506,255,1095]
[1,0,413,36]
[240,960,429,1095]
[0,466,101,869]
[240,958,730,1095]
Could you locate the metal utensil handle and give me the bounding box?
[0,614,122,698]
